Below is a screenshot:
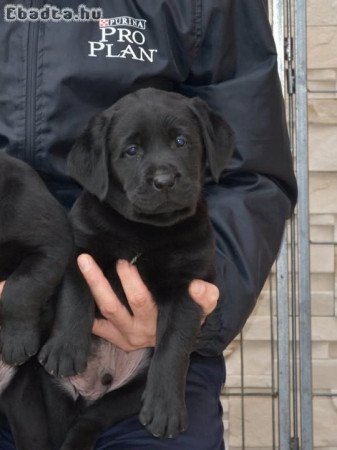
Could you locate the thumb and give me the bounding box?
[189,280,219,317]
[0,281,5,297]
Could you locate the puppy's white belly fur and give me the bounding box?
[63,340,149,402]
[0,359,17,394]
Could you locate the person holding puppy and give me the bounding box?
[0,1,296,449]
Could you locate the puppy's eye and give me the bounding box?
[175,136,187,147]
[125,145,139,157]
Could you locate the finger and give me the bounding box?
[92,319,133,351]
[0,281,5,297]
[116,260,157,320]
[92,318,122,342]
[189,280,219,317]
[78,254,131,327]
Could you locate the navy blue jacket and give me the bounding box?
[0,0,297,355]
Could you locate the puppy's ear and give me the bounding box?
[67,113,110,200]
[189,97,235,182]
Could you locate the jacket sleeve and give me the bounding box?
[180,0,297,355]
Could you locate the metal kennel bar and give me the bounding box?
[273,0,313,447]
[273,1,291,448]
[294,0,313,447]
[275,0,313,448]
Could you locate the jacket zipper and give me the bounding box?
[25,0,40,165]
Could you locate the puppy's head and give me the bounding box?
[67,88,234,226]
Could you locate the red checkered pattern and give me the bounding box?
[99,19,110,28]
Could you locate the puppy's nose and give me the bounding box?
[153,172,177,190]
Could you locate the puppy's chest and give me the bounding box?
[78,228,213,299]
[101,240,193,287]
[74,206,215,301]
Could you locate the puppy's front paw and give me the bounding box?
[38,337,89,377]
[139,386,188,439]
[0,325,40,366]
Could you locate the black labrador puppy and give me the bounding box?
[0,156,147,449]
[0,153,73,365]
[0,153,74,447]
[38,88,234,446]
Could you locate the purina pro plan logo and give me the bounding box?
[88,16,158,62]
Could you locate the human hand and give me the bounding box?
[77,254,219,352]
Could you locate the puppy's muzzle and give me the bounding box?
[150,168,181,192]
[128,164,200,220]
